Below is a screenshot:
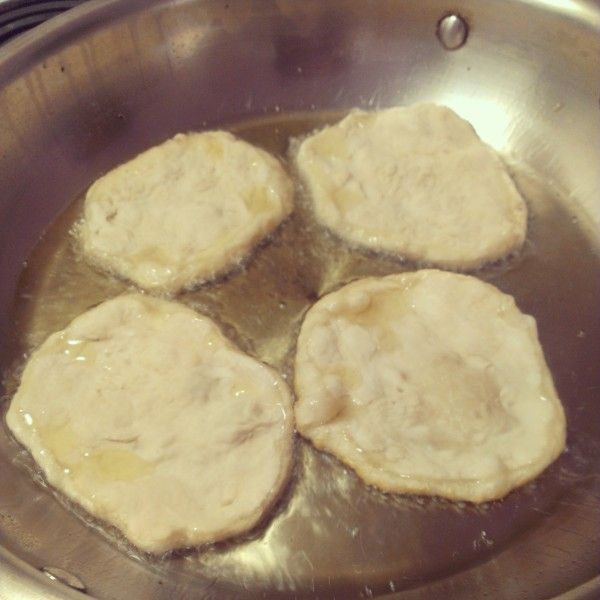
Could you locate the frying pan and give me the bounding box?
[0,1,599,598]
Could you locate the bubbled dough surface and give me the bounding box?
[294,270,566,503]
[296,104,527,269]
[80,131,293,294]
[6,294,294,553]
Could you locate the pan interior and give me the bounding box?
[2,111,599,599]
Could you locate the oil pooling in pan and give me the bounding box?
[2,111,600,597]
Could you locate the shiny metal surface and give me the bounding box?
[436,14,469,50]
[0,1,599,599]
[41,567,87,593]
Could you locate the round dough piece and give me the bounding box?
[79,131,293,294]
[6,294,294,553]
[296,104,527,269]
[294,270,566,503]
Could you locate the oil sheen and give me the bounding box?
[2,112,600,597]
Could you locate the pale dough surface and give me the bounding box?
[296,104,527,269]
[7,294,294,553]
[80,131,293,293]
[294,270,566,502]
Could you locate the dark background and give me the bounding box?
[0,0,86,45]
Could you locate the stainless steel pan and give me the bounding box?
[1,1,599,598]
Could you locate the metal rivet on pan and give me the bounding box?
[41,566,87,593]
[436,14,469,50]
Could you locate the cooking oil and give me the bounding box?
[2,111,600,596]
